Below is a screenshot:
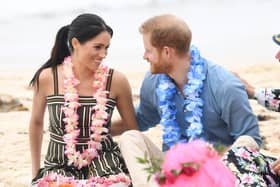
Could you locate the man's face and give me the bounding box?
[142,33,170,74]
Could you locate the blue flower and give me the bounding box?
[156,46,206,149]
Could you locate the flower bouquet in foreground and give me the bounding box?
[37,173,131,187]
[137,140,237,187]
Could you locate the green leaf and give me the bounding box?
[171,169,181,176]
[213,142,227,154]
[136,157,147,164]
[136,151,163,182]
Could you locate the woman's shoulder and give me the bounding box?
[38,67,53,85]
[31,67,55,96]
[108,69,131,98]
[35,67,56,96]
[110,69,128,83]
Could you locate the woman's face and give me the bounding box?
[275,49,280,62]
[73,31,111,71]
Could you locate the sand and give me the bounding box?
[0,63,280,187]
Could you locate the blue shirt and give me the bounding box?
[136,61,262,149]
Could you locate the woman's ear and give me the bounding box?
[71,37,80,51]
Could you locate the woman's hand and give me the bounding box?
[272,158,280,175]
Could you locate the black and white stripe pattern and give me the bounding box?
[32,68,130,184]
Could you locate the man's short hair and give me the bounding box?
[139,14,192,56]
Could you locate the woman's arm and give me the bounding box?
[110,71,138,136]
[29,69,50,178]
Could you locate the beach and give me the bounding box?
[0,63,280,186]
[1,0,280,186]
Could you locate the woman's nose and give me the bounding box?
[100,50,107,58]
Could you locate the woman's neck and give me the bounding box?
[72,57,94,82]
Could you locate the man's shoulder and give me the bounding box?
[142,71,160,85]
[206,62,237,86]
[205,62,244,98]
[144,71,159,78]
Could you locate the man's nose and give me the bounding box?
[143,53,148,61]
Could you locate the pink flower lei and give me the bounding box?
[37,172,131,186]
[62,56,109,169]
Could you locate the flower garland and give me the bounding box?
[62,56,109,169]
[37,172,131,187]
[156,46,206,149]
[155,141,236,187]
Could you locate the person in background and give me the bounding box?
[114,14,263,187]
[29,13,138,186]
[239,33,280,112]
[237,33,280,177]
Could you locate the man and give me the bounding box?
[116,14,261,187]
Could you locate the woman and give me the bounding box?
[29,13,138,185]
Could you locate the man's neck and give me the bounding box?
[168,55,191,93]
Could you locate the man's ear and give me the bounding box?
[162,46,171,58]
[162,46,175,59]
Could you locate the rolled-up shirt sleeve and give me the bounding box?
[219,77,262,146]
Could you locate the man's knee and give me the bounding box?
[119,130,143,145]
[232,135,259,150]
[120,130,143,140]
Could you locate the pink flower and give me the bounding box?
[90,133,103,142]
[93,127,109,134]
[38,172,129,187]
[247,164,257,172]
[182,164,199,176]
[62,56,109,169]
[162,141,213,172]
[240,173,255,184]
[94,109,108,119]
[62,107,75,116]
[235,148,251,160]
[159,140,236,187]
[91,119,105,127]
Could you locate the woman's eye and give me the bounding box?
[94,45,102,50]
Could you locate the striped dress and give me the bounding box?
[32,67,129,184]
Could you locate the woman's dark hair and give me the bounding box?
[29,13,113,88]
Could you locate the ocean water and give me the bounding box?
[0,0,279,71]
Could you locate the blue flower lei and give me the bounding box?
[156,46,206,149]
